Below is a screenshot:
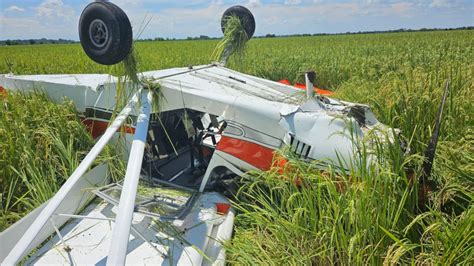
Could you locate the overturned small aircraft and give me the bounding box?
[0,2,446,265]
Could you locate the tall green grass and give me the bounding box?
[226,133,416,264]
[224,31,473,263]
[227,134,471,264]
[0,91,122,231]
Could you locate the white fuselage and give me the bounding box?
[0,64,389,175]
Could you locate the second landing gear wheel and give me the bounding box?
[221,5,256,38]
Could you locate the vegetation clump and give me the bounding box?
[212,15,250,65]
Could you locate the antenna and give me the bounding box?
[421,80,450,184]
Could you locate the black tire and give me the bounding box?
[79,2,132,65]
[221,5,255,39]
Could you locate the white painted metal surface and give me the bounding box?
[305,72,314,99]
[0,164,108,263]
[25,192,234,265]
[0,73,110,91]
[0,64,390,170]
[2,90,141,265]
[107,90,153,265]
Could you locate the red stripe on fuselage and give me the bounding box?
[0,86,7,97]
[277,80,334,96]
[81,119,135,139]
[216,136,275,170]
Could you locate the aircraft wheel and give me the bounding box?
[79,1,132,65]
[221,5,256,39]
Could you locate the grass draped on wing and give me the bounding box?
[111,42,173,158]
[212,15,249,65]
[110,47,140,113]
[122,49,139,84]
[111,46,163,114]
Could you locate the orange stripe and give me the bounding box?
[294,83,306,89]
[315,88,333,96]
[294,83,333,96]
[278,81,334,96]
[216,136,275,170]
[0,86,7,97]
[81,119,135,138]
[278,79,291,85]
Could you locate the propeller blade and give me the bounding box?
[421,80,450,182]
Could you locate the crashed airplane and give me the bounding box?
[1,2,446,265]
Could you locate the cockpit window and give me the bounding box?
[93,181,196,219]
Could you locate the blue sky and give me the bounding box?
[0,0,472,40]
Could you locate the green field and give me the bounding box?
[1,30,473,264]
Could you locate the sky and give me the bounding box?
[0,0,473,40]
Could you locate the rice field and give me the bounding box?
[1,29,473,264]
[0,92,94,230]
[0,92,124,231]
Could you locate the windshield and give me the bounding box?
[93,181,196,219]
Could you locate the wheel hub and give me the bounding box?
[89,19,109,48]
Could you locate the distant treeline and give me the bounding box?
[260,26,474,38]
[0,38,76,46]
[122,26,474,42]
[2,26,472,45]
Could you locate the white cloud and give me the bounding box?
[430,0,452,8]
[0,0,77,40]
[390,2,415,17]
[5,6,26,12]
[363,0,380,4]
[0,1,472,40]
[246,0,262,8]
[285,0,302,5]
[35,0,75,20]
[0,14,74,40]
